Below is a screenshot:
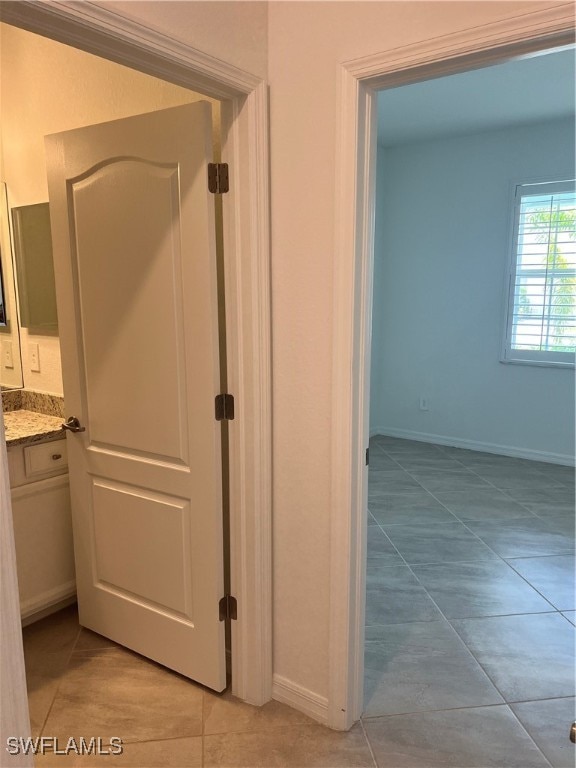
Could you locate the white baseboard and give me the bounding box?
[20,581,77,625]
[370,426,575,466]
[272,674,329,726]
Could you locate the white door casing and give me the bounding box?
[0,416,32,766]
[330,4,575,730]
[45,102,227,690]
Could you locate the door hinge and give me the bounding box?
[366,447,369,466]
[208,163,229,194]
[215,393,234,421]
[219,594,237,621]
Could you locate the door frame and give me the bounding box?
[0,0,272,707]
[329,3,575,730]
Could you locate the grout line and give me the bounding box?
[504,551,576,560]
[202,723,328,738]
[361,694,576,721]
[361,701,509,721]
[200,704,206,768]
[503,558,573,612]
[201,686,206,768]
[70,646,119,656]
[446,609,560,621]
[363,608,564,630]
[559,611,576,627]
[359,716,379,768]
[36,610,82,738]
[366,545,569,569]
[505,704,555,768]
[116,734,204,746]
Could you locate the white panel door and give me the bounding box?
[45,103,226,691]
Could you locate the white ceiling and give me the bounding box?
[377,48,576,146]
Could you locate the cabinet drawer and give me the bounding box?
[24,440,68,478]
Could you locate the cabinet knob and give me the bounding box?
[52,454,62,461]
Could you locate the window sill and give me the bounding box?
[500,357,575,369]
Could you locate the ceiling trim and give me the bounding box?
[0,0,260,98]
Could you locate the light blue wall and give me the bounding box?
[370,119,575,462]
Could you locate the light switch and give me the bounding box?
[29,343,40,372]
[3,341,14,369]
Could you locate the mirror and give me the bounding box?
[0,250,6,326]
[0,182,24,389]
[11,202,58,331]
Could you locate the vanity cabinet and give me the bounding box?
[8,438,76,623]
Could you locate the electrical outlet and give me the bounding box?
[29,343,40,372]
[419,397,429,411]
[3,341,13,369]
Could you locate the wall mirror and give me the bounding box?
[0,246,6,326]
[0,182,24,390]
[11,202,58,331]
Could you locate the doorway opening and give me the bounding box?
[364,48,575,760]
[328,5,575,735]
[2,17,233,731]
[0,0,272,741]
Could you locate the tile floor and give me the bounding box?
[22,606,374,768]
[365,436,575,767]
[17,436,575,767]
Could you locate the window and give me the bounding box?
[503,178,576,367]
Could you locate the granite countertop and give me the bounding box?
[2,390,66,447]
[4,410,66,447]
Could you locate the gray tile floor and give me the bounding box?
[365,436,576,767]
[17,437,575,767]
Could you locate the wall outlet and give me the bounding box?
[419,397,429,411]
[3,341,14,369]
[29,342,41,372]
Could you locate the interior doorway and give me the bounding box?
[0,1,272,744]
[364,51,575,762]
[327,6,575,733]
[2,17,232,732]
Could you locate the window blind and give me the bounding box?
[505,180,576,365]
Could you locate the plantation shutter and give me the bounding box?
[505,179,576,365]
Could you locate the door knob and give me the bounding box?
[62,416,86,433]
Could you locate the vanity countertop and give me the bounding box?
[4,410,66,447]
